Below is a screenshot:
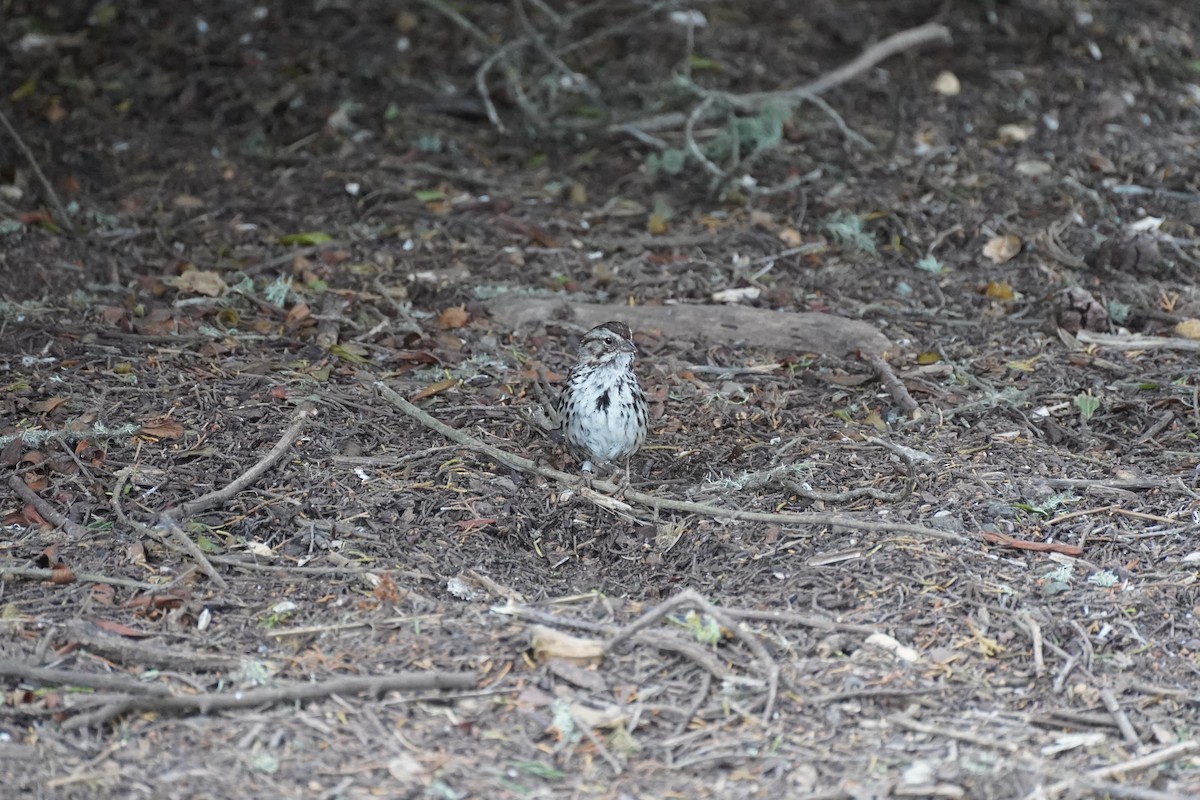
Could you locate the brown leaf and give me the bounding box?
[453,518,496,532]
[28,397,68,414]
[410,377,457,402]
[286,303,311,326]
[530,625,604,665]
[140,418,184,439]
[437,306,469,330]
[173,269,227,297]
[983,530,1083,556]
[91,619,152,637]
[50,561,75,585]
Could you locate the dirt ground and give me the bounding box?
[3,0,1200,797]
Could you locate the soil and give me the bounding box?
[2,1,1200,798]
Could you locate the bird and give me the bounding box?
[557,321,648,473]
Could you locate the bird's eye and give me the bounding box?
[604,336,614,345]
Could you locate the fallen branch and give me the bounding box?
[0,564,161,591]
[8,474,90,538]
[0,661,171,695]
[64,620,242,672]
[617,22,952,133]
[1026,740,1200,800]
[178,407,313,517]
[604,589,779,723]
[59,671,478,730]
[0,107,73,231]
[378,383,965,542]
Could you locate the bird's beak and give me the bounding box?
[621,338,638,355]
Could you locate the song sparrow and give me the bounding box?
[558,321,648,473]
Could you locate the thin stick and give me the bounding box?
[61,671,479,730]
[890,712,1022,754]
[1098,687,1141,746]
[378,383,966,542]
[159,516,228,591]
[864,352,921,418]
[603,589,780,723]
[0,106,73,231]
[0,661,172,695]
[1019,612,1045,677]
[1025,740,1200,800]
[178,408,312,516]
[619,22,952,133]
[0,564,161,591]
[8,474,91,538]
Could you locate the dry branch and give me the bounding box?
[616,22,952,133]
[378,383,966,543]
[58,671,479,730]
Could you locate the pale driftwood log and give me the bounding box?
[484,298,894,357]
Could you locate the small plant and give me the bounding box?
[823,211,877,254]
[1074,391,1100,423]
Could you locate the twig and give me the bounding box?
[0,661,172,695]
[8,474,91,538]
[1098,687,1141,746]
[64,621,241,672]
[618,22,952,133]
[178,407,312,516]
[0,106,73,231]
[864,352,921,418]
[416,0,493,48]
[474,39,523,133]
[890,712,1022,754]
[113,465,231,589]
[673,671,712,736]
[1019,613,1045,677]
[61,671,479,730]
[603,589,780,723]
[683,96,726,180]
[723,608,879,636]
[569,706,624,774]
[159,516,228,591]
[378,383,967,542]
[513,0,607,117]
[1075,330,1200,352]
[0,564,161,591]
[1025,741,1200,800]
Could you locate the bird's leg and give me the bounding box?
[611,459,633,499]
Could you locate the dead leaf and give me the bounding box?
[172,194,205,210]
[982,235,1021,264]
[529,625,604,664]
[437,306,469,330]
[173,269,227,297]
[285,303,311,326]
[1015,160,1052,178]
[712,287,761,303]
[997,124,1032,144]
[91,619,152,637]
[983,530,1083,556]
[1175,319,1200,340]
[984,281,1015,301]
[410,377,457,402]
[50,561,74,585]
[932,70,961,96]
[140,418,184,439]
[28,397,68,414]
[453,518,496,532]
[778,227,803,247]
[646,210,669,236]
[750,210,775,229]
